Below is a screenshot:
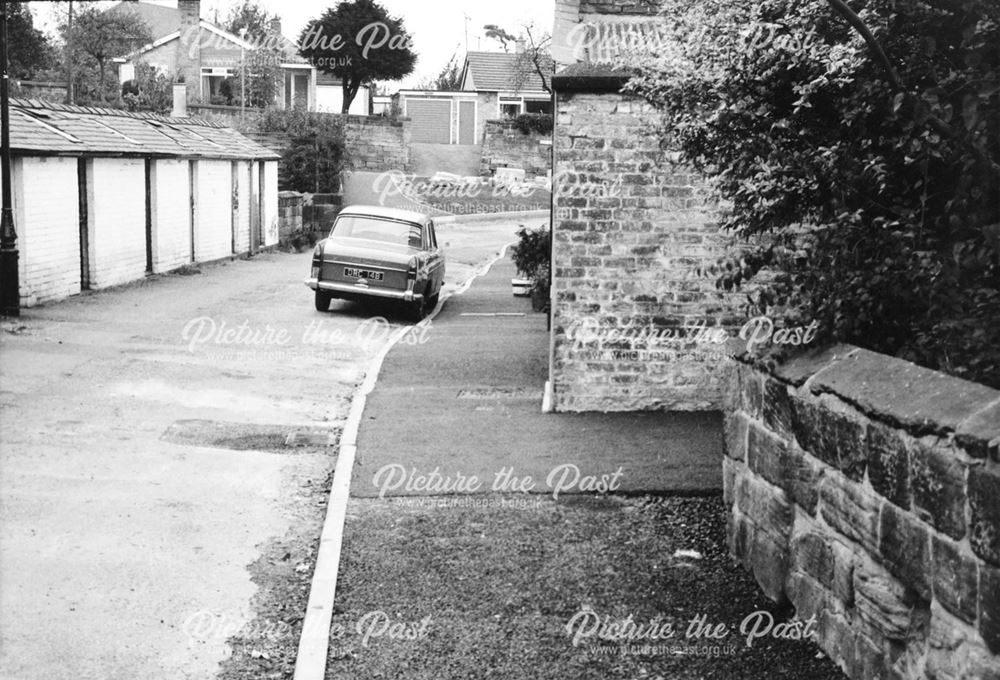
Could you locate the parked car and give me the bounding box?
[306,205,445,321]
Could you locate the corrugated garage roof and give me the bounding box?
[8,98,280,160]
[462,51,552,93]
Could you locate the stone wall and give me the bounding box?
[278,191,303,242]
[480,119,552,179]
[342,116,411,172]
[205,110,412,175]
[724,345,1000,680]
[550,89,747,411]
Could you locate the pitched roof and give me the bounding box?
[105,1,186,41]
[8,98,280,161]
[462,51,552,93]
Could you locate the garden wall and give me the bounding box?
[480,119,552,179]
[724,345,1000,680]
[278,191,303,243]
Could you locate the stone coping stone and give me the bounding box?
[810,348,999,438]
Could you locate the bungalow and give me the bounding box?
[395,48,553,145]
[109,0,369,115]
[3,98,279,307]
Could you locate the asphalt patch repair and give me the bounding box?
[324,494,845,680]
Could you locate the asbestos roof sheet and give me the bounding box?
[8,99,280,160]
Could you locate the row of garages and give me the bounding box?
[4,99,279,307]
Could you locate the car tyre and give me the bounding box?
[407,296,426,322]
[315,290,332,312]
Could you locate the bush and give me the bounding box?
[510,223,551,280]
[253,109,346,194]
[627,0,1000,387]
[513,112,553,136]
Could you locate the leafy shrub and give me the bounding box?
[121,62,172,114]
[627,0,1000,387]
[511,223,551,280]
[253,109,346,194]
[513,113,553,136]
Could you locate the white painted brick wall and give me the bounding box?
[13,157,82,306]
[151,159,192,273]
[193,160,233,262]
[263,161,279,246]
[234,161,251,254]
[88,158,147,289]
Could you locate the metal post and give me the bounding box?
[1,3,21,316]
[66,0,74,105]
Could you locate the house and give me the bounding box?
[394,48,553,145]
[545,0,746,412]
[3,98,280,307]
[109,0,369,115]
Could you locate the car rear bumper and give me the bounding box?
[305,278,423,302]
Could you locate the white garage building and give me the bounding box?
[3,98,280,307]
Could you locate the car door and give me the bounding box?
[424,220,445,293]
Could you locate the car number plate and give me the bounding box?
[344,267,384,281]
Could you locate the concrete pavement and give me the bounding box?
[352,256,723,500]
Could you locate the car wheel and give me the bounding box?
[315,290,332,312]
[427,289,440,311]
[407,296,426,322]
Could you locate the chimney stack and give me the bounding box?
[270,17,282,38]
[515,38,526,54]
[176,0,202,102]
[172,83,188,117]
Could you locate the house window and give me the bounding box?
[524,99,552,114]
[201,67,235,104]
[500,97,522,118]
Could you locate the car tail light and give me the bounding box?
[311,244,323,279]
[406,256,419,281]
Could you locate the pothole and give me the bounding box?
[161,419,340,454]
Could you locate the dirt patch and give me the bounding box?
[324,494,846,680]
[215,464,336,680]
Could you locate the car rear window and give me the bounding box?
[331,216,422,248]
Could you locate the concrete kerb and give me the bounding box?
[292,244,517,680]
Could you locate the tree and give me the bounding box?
[484,23,553,93]
[223,0,277,43]
[512,26,552,94]
[626,0,1000,387]
[298,0,417,113]
[121,61,172,114]
[484,24,516,52]
[64,7,152,103]
[233,47,282,108]
[4,2,53,79]
[416,50,463,91]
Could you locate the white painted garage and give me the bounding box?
[5,98,280,306]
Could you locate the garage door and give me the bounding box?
[406,98,451,143]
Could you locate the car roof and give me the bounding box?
[337,204,432,225]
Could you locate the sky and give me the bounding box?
[27,0,557,88]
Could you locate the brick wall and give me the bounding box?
[725,346,1000,679]
[151,159,192,273]
[480,119,552,178]
[550,90,746,411]
[14,157,81,305]
[89,158,147,289]
[580,0,661,14]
